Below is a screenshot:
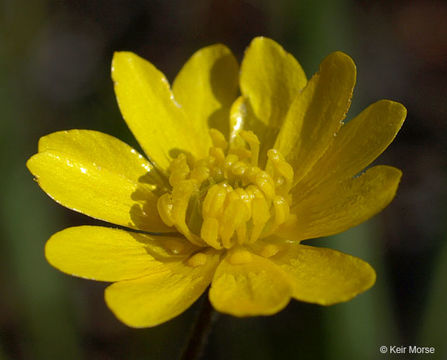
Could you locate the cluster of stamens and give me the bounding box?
[157,129,294,251]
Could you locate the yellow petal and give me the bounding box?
[209,249,292,316]
[270,244,376,305]
[279,165,402,242]
[27,130,170,232]
[45,226,194,282]
[294,100,407,201]
[239,37,307,161]
[274,51,356,185]
[112,52,209,171]
[173,44,238,138]
[105,251,220,328]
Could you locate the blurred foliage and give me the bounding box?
[1,0,446,359]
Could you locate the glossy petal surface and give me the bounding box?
[112,52,209,171]
[294,100,407,201]
[280,166,402,241]
[274,51,356,184]
[271,244,376,305]
[27,130,170,232]
[239,37,307,160]
[173,44,238,137]
[46,226,194,282]
[209,250,292,316]
[105,251,220,328]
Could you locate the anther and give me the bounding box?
[219,198,246,249]
[157,127,294,250]
[202,184,228,218]
[250,196,270,243]
[157,193,174,227]
[209,147,225,164]
[231,161,248,176]
[267,149,294,191]
[240,130,260,166]
[255,171,276,199]
[170,179,204,246]
[190,164,210,184]
[224,154,239,169]
[200,217,222,249]
[169,154,190,187]
[209,129,228,150]
[273,195,290,227]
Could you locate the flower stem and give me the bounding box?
[180,296,218,360]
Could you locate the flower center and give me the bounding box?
[157,129,294,250]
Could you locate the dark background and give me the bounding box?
[1,0,446,359]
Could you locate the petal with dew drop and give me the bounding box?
[105,250,220,328]
[270,243,376,305]
[209,249,292,316]
[27,130,170,232]
[173,44,239,138]
[293,100,406,201]
[274,51,356,185]
[279,165,402,242]
[46,226,195,282]
[112,52,209,171]
[239,37,307,161]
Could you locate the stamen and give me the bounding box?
[236,223,247,245]
[209,147,225,164]
[169,153,189,187]
[201,217,222,249]
[235,188,252,219]
[254,171,275,199]
[250,196,271,243]
[170,179,204,246]
[209,128,228,150]
[156,128,294,250]
[219,196,246,249]
[224,154,239,179]
[157,193,174,227]
[231,161,248,176]
[202,183,229,218]
[240,130,260,166]
[190,161,210,184]
[230,147,251,160]
[267,149,294,195]
[273,196,290,227]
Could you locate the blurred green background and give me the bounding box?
[1,0,446,359]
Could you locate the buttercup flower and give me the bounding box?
[27,37,406,328]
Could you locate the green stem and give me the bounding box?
[180,296,219,360]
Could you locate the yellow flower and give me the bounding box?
[26,37,406,328]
